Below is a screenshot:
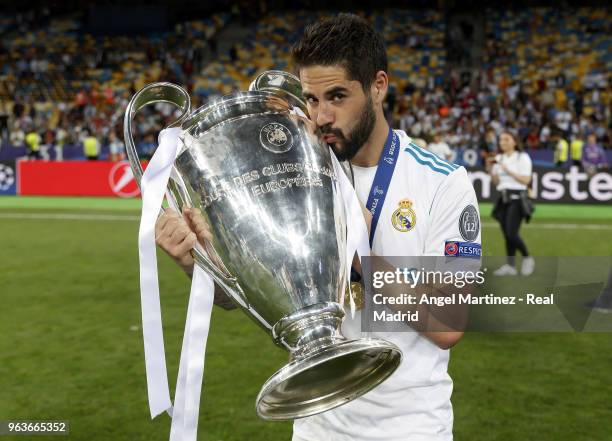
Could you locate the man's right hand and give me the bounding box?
[155,207,238,310]
[155,207,211,276]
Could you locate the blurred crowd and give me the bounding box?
[0,7,609,166]
[391,8,610,164]
[0,8,228,160]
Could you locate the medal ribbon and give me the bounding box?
[365,128,399,246]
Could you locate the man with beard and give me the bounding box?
[156,13,480,441]
[289,14,480,441]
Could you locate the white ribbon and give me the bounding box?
[169,266,214,441]
[329,152,370,318]
[138,127,182,418]
[138,127,215,441]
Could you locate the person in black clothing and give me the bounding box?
[486,131,535,276]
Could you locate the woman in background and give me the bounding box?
[487,131,535,276]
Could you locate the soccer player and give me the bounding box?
[157,13,481,441]
[289,13,480,441]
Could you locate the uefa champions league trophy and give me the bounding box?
[124,75,401,420]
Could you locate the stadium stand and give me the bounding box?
[0,7,609,164]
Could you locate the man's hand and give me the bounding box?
[184,207,214,245]
[155,208,198,276]
[155,207,215,276]
[184,207,226,270]
[155,207,237,310]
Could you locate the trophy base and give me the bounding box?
[255,338,402,420]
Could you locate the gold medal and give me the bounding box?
[344,282,365,310]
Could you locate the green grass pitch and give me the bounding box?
[0,196,611,440]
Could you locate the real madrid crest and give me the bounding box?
[391,199,416,232]
[259,122,293,153]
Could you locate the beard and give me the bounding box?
[318,96,376,162]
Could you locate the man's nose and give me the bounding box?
[315,102,334,128]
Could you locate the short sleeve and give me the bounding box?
[423,167,482,257]
[491,154,502,175]
[518,152,532,177]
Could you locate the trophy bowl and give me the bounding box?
[124,82,402,420]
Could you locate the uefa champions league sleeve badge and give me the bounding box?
[459,204,480,242]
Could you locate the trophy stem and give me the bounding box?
[272,302,345,356]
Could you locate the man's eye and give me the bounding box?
[306,97,318,105]
[332,94,345,102]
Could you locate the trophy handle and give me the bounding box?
[124,82,250,309]
[249,70,308,115]
[123,82,191,186]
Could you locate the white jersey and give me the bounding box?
[293,130,482,441]
[492,151,532,191]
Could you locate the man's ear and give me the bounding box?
[371,70,389,105]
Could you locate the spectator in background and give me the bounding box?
[25,129,41,159]
[0,103,9,145]
[554,104,572,135]
[525,126,539,150]
[10,124,25,149]
[554,133,569,167]
[487,131,534,276]
[40,128,55,161]
[12,101,25,120]
[539,124,551,149]
[384,85,396,124]
[83,130,99,160]
[582,134,608,176]
[570,134,584,167]
[397,103,413,133]
[139,134,156,160]
[427,132,453,161]
[55,127,67,161]
[480,127,498,160]
[108,131,125,162]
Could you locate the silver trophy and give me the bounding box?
[124,79,401,420]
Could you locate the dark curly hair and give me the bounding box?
[291,13,388,91]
